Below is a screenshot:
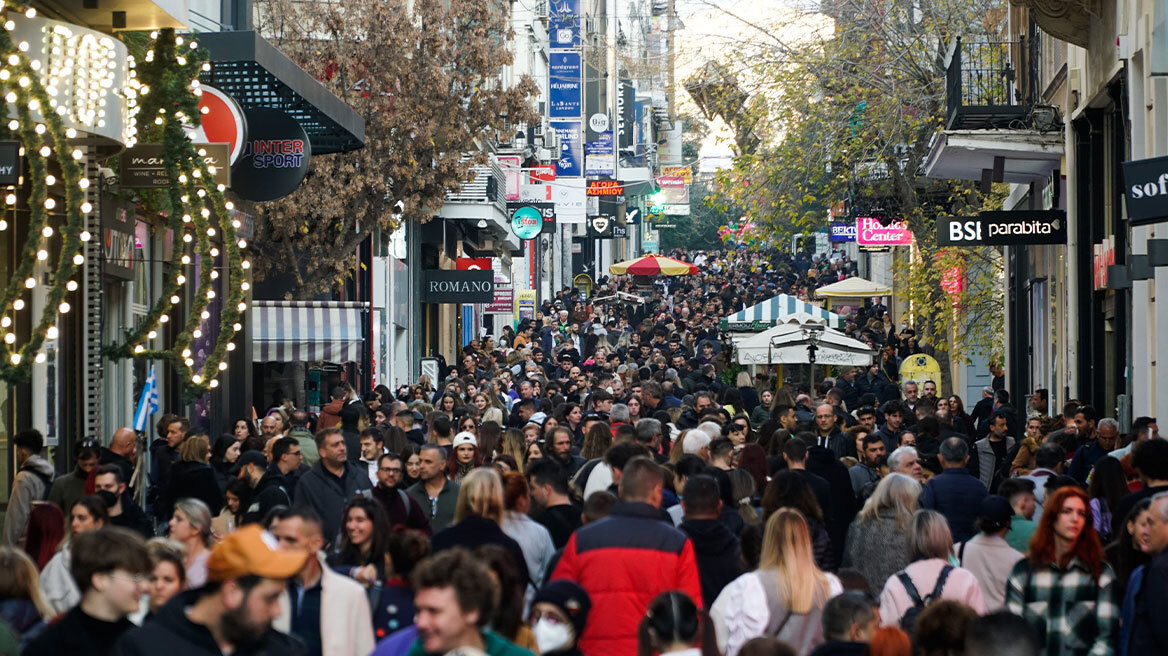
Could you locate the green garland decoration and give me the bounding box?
[102,28,248,401]
[0,2,89,383]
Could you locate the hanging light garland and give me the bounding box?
[0,2,88,383]
[102,28,248,399]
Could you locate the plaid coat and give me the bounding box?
[1005,557,1120,656]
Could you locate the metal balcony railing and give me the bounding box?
[945,35,1041,130]
[445,159,506,206]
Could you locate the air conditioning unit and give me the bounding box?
[544,128,561,154]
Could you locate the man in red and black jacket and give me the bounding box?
[551,455,703,656]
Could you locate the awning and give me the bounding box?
[198,31,366,154]
[252,301,366,363]
[721,294,844,331]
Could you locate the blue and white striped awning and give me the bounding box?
[720,294,844,331]
[251,301,366,363]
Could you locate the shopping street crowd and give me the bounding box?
[0,248,1160,656]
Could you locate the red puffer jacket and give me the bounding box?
[551,501,703,656]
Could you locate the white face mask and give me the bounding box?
[532,618,574,654]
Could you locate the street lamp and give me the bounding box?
[802,323,825,390]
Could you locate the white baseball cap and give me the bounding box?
[452,432,478,448]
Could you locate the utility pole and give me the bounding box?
[607,0,621,264]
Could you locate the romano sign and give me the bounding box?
[1122,155,1168,225]
[421,270,495,304]
[936,211,1066,247]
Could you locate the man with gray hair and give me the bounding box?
[920,436,988,541]
[887,445,923,481]
[610,403,631,428]
[635,418,665,462]
[1068,416,1121,485]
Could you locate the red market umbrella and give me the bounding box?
[609,254,698,276]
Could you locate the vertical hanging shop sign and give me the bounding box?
[551,121,583,177]
[549,51,582,119]
[548,0,582,47]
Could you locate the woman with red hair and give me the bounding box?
[1005,485,1120,656]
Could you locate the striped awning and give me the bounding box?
[251,301,366,363]
[720,294,844,331]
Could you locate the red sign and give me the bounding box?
[587,179,623,196]
[456,258,493,271]
[530,166,556,182]
[658,176,685,189]
[185,85,247,164]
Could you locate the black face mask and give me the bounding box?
[96,489,119,508]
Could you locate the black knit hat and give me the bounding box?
[532,580,591,635]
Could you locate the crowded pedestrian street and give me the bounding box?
[0,0,1165,653]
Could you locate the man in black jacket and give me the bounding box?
[799,433,856,567]
[113,524,309,656]
[235,450,291,526]
[678,475,742,605]
[808,591,880,656]
[25,528,151,656]
[94,465,153,539]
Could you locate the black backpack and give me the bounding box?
[896,565,952,632]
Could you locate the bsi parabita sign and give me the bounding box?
[421,270,495,304]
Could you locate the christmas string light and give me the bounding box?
[0,0,88,383]
[101,28,247,399]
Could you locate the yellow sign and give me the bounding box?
[514,290,537,324]
[661,166,692,185]
[573,274,594,297]
[899,354,942,396]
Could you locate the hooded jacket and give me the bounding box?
[679,517,743,605]
[243,467,292,525]
[113,589,307,656]
[552,501,703,656]
[318,398,344,429]
[1,454,54,547]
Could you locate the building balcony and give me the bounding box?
[925,34,1063,185]
[945,35,1042,131]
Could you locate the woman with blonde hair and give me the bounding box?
[711,508,842,656]
[0,547,51,647]
[429,468,532,586]
[500,429,528,471]
[842,473,921,591]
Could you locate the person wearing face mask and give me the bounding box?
[530,580,592,656]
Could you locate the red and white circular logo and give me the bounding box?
[183,85,247,164]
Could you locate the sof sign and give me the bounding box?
[1122,155,1168,225]
[231,108,312,202]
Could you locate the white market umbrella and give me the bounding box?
[814,277,891,300]
[734,322,875,366]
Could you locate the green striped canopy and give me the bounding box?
[720,294,845,331]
